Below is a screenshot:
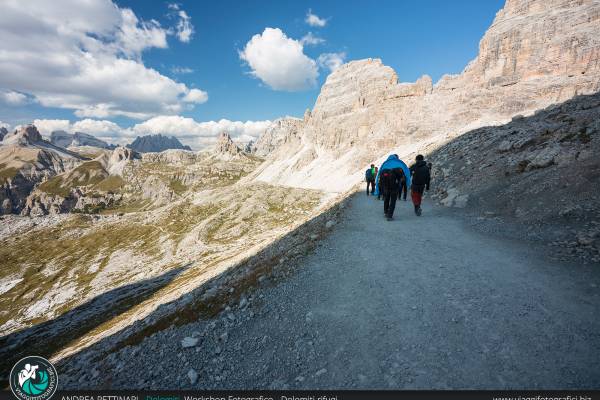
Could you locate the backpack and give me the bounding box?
[380,169,396,189]
[365,168,373,181]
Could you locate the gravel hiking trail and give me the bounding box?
[64,193,600,389]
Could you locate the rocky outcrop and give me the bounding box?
[0,127,7,141]
[253,0,600,192]
[252,118,303,158]
[127,134,192,153]
[214,132,243,160]
[244,140,254,154]
[429,91,600,263]
[93,146,141,177]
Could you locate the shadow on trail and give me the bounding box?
[0,264,190,384]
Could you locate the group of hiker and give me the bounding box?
[365,154,431,221]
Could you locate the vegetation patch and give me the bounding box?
[94,176,125,193]
[168,179,187,195]
[38,176,70,197]
[0,164,19,184]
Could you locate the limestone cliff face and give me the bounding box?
[253,0,600,192]
[252,117,303,157]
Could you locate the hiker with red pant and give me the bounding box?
[409,154,431,216]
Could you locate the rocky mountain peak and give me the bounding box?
[0,127,7,141]
[3,125,43,146]
[127,134,192,153]
[216,132,242,156]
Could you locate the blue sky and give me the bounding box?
[0,0,504,147]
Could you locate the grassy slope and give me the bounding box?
[0,170,322,332]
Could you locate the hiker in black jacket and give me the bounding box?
[398,173,408,201]
[380,167,405,221]
[409,154,431,216]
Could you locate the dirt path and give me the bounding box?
[62,193,600,389]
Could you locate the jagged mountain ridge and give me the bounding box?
[127,134,192,153]
[251,0,600,192]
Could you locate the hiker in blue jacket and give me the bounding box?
[375,154,411,204]
[380,167,405,221]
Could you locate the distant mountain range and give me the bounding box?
[50,130,115,149]
[127,134,192,153]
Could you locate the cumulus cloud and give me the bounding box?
[0,0,207,119]
[33,119,72,135]
[32,118,121,137]
[240,28,318,91]
[1,90,29,105]
[72,119,123,135]
[305,9,327,27]
[183,88,208,103]
[318,52,346,72]
[0,121,11,130]
[300,32,325,46]
[132,116,272,147]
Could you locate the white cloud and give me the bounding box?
[240,28,318,91]
[167,3,194,43]
[0,0,207,119]
[305,9,327,27]
[174,10,194,43]
[1,90,29,105]
[72,119,123,135]
[171,66,194,74]
[132,116,272,148]
[183,88,208,103]
[300,32,325,46]
[33,119,72,135]
[0,121,11,130]
[318,52,346,72]
[116,8,168,59]
[33,118,124,144]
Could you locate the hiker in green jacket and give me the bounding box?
[365,164,376,195]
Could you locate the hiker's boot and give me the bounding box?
[416,206,422,216]
[386,215,393,221]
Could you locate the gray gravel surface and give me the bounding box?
[61,193,600,389]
